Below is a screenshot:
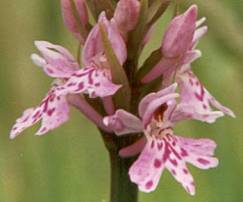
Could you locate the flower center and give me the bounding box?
[146,104,173,139]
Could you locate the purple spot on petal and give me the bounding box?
[157,142,163,150]
[145,180,153,190]
[169,158,178,166]
[171,169,176,175]
[150,140,155,149]
[47,108,55,116]
[154,159,162,168]
[183,168,188,174]
[180,148,188,157]
[197,158,210,165]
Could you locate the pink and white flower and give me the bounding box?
[141,5,234,123]
[104,84,219,195]
[10,12,127,138]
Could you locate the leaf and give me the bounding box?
[136,48,162,81]
[147,0,171,27]
[99,24,131,110]
[86,0,115,20]
[127,0,149,60]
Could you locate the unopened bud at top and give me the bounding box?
[61,0,89,43]
[161,5,198,58]
[113,0,140,36]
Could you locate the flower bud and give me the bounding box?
[113,0,140,35]
[161,5,198,58]
[61,0,89,42]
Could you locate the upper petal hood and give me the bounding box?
[161,5,198,58]
[82,12,127,67]
[32,41,79,78]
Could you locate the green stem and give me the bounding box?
[109,148,138,202]
[101,132,140,202]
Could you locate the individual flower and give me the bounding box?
[104,84,219,195]
[142,5,200,83]
[10,12,127,138]
[57,12,127,98]
[61,0,89,43]
[141,4,235,123]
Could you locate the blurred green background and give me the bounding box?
[0,0,243,201]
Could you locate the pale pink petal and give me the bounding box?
[207,90,236,118]
[191,26,208,48]
[176,136,219,169]
[36,89,69,135]
[181,50,202,67]
[161,5,198,58]
[176,70,234,123]
[82,12,127,67]
[10,108,40,139]
[196,17,206,28]
[32,41,78,78]
[61,0,88,42]
[103,109,143,135]
[177,136,217,156]
[119,137,146,157]
[10,84,69,138]
[129,138,166,192]
[57,67,121,98]
[139,83,178,118]
[114,0,140,34]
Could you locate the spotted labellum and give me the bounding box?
[11,0,235,200]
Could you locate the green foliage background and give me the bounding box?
[0,0,242,201]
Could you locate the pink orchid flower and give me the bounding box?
[61,0,89,43]
[141,5,234,123]
[10,12,127,138]
[142,5,200,83]
[104,84,219,195]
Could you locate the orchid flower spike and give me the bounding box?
[104,84,219,195]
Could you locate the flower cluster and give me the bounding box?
[11,0,234,196]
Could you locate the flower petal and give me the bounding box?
[103,109,143,135]
[32,41,78,78]
[176,136,219,169]
[139,83,178,118]
[176,70,234,123]
[142,93,179,127]
[36,89,70,135]
[129,138,166,192]
[57,67,121,98]
[10,108,40,139]
[10,84,69,138]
